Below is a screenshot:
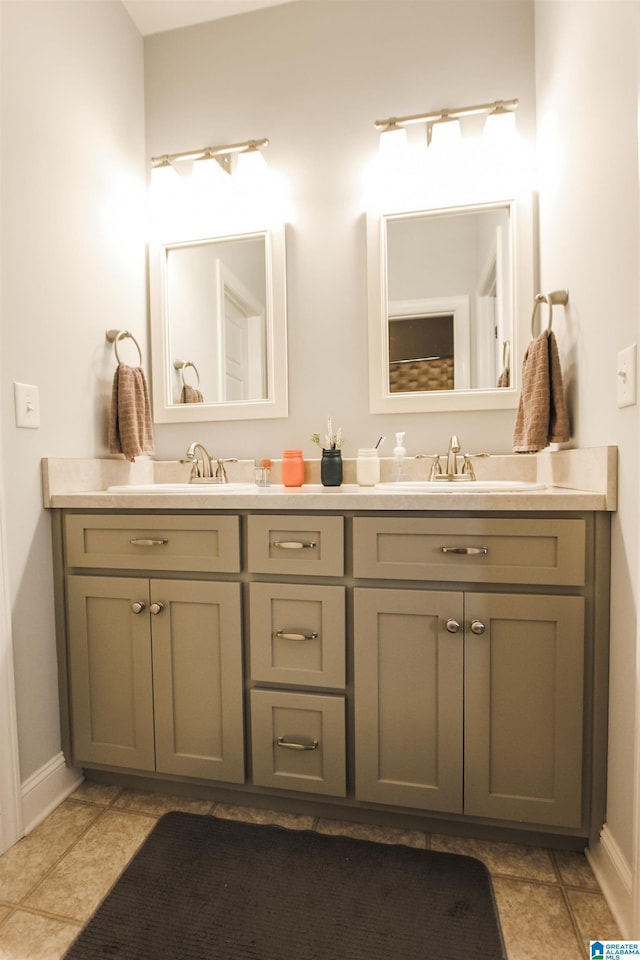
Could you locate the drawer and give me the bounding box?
[249,583,345,689]
[65,514,240,573]
[247,515,344,576]
[353,517,586,586]
[250,689,346,797]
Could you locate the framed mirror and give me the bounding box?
[367,200,522,413]
[150,225,287,422]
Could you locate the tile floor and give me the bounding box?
[0,782,621,960]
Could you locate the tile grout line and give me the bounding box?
[550,849,593,960]
[0,792,615,956]
[0,793,125,935]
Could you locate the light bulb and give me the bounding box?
[429,118,461,151]
[191,154,231,192]
[235,147,269,182]
[150,160,181,194]
[483,108,517,145]
[378,124,408,164]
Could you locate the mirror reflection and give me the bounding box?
[166,235,267,404]
[385,203,512,394]
[151,224,288,423]
[367,200,518,414]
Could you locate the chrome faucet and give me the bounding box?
[185,442,214,479]
[445,434,461,477]
[417,435,486,482]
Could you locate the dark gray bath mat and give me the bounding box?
[64,810,506,960]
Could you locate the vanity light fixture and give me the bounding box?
[150,137,269,179]
[374,98,519,147]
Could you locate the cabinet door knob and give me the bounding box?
[470,619,486,635]
[131,601,146,614]
[445,618,461,633]
[150,602,164,615]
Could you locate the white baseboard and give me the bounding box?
[21,752,83,835]
[587,824,635,937]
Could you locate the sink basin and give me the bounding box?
[107,483,252,493]
[375,480,545,492]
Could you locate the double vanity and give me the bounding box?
[43,447,615,847]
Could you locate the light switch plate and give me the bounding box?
[14,382,40,428]
[617,345,637,408]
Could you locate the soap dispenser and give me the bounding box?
[392,432,409,481]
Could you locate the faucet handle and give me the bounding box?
[416,453,442,480]
[461,455,476,481]
[214,457,239,482]
[428,455,442,480]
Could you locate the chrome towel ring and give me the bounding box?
[105,328,143,366]
[530,289,569,338]
[174,359,201,390]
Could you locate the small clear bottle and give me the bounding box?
[281,449,304,487]
[254,458,271,486]
[356,448,380,486]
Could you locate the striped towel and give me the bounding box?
[180,383,204,403]
[513,330,570,453]
[108,364,155,462]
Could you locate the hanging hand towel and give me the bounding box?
[513,330,570,453]
[547,329,570,443]
[180,383,204,404]
[109,363,155,462]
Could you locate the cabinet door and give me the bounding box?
[464,593,585,827]
[67,576,155,770]
[354,588,463,813]
[151,580,245,783]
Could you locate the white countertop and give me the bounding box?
[43,482,609,512]
[41,447,617,512]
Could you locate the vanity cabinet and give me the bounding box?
[54,505,609,844]
[247,515,347,797]
[63,515,244,783]
[352,516,590,828]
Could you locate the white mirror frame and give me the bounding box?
[367,198,532,414]
[150,223,288,423]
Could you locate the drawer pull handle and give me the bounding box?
[445,618,461,634]
[273,540,317,550]
[275,630,319,642]
[470,619,486,635]
[131,601,146,614]
[150,602,164,616]
[129,538,169,547]
[277,736,319,751]
[441,546,488,556]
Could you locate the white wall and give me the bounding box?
[535,0,640,934]
[0,0,147,782]
[144,0,536,462]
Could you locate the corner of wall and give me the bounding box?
[587,824,634,937]
[20,752,83,836]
